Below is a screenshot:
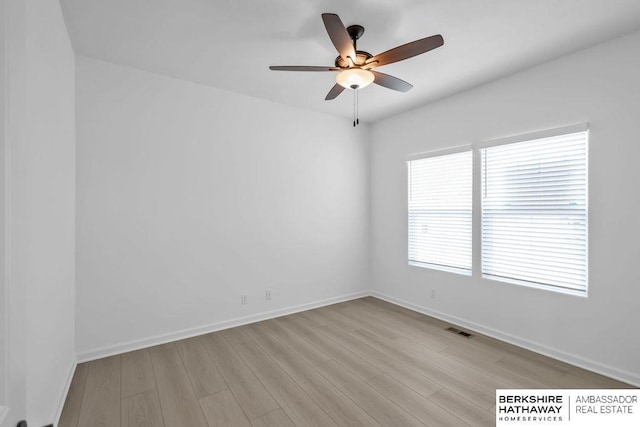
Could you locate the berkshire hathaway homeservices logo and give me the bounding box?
[496,389,640,426]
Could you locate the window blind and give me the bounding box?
[481,131,588,294]
[408,150,472,273]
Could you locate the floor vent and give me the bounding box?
[446,326,474,338]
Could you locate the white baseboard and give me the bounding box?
[371,290,640,388]
[74,288,640,387]
[77,290,370,363]
[53,356,77,426]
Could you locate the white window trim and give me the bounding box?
[407,123,589,297]
[407,147,473,275]
[408,261,472,276]
[482,274,588,297]
[474,123,588,150]
[407,144,471,162]
[479,125,589,296]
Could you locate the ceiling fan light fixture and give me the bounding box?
[336,68,374,89]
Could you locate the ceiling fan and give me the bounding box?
[269,13,444,125]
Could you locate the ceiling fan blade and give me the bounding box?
[365,34,444,68]
[371,71,413,92]
[325,83,345,100]
[321,13,356,62]
[269,66,339,71]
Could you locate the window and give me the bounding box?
[480,130,588,295]
[408,150,472,274]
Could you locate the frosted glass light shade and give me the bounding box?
[336,68,375,89]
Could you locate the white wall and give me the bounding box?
[371,31,640,385]
[75,57,370,357]
[0,0,10,421]
[2,0,76,426]
[23,0,76,423]
[2,1,30,424]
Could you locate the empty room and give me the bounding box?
[2,1,640,426]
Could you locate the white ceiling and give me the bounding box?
[60,0,640,123]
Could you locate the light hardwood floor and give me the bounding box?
[59,297,633,426]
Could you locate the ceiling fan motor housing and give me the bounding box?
[335,50,373,68]
[334,24,370,68]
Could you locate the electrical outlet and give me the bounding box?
[266,290,272,300]
[431,289,437,299]
[241,294,248,305]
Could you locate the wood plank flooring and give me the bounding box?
[59,297,634,426]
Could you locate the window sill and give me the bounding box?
[409,261,472,276]
[482,274,588,298]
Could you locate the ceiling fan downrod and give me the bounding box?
[347,24,365,51]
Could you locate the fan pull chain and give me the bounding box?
[356,89,359,126]
[353,89,360,127]
[352,89,360,127]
